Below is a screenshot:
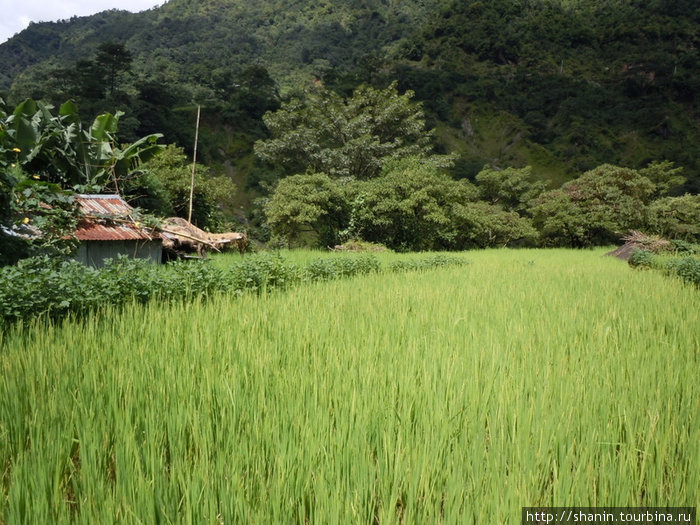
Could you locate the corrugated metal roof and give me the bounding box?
[74,194,159,242]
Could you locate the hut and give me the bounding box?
[73,194,162,267]
[606,230,671,261]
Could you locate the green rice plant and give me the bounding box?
[0,249,698,523]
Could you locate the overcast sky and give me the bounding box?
[0,0,166,44]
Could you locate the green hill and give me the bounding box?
[1,0,697,200]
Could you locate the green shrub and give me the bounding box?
[670,239,700,255]
[305,255,380,281]
[229,253,301,292]
[389,254,468,272]
[628,249,654,269]
[664,257,700,287]
[0,252,470,327]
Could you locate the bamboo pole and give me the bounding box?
[187,105,201,223]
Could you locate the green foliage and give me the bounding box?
[666,257,700,287]
[639,161,686,197]
[647,194,700,243]
[304,255,380,281]
[530,189,589,247]
[347,158,476,251]
[134,144,236,230]
[388,254,468,272]
[10,169,79,254]
[331,239,390,252]
[474,165,546,213]
[400,0,700,187]
[94,42,133,98]
[0,251,468,326]
[533,164,658,246]
[629,249,700,287]
[264,172,349,248]
[670,239,700,255]
[255,82,444,179]
[0,161,80,264]
[628,249,655,269]
[1,98,162,190]
[450,201,537,249]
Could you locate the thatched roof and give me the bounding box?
[159,217,246,256]
[606,231,671,260]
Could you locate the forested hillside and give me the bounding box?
[0,0,698,234]
[388,0,700,188]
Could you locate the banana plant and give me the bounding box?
[2,98,163,191]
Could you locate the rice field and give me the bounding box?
[1,249,698,523]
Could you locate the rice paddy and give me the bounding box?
[1,249,698,523]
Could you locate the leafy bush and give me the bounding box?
[389,254,468,272]
[670,239,700,255]
[628,247,700,287]
[228,253,301,293]
[330,239,390,252]
[1,252,464,326]
[663,257,700,287]
[304,255,380,281]
[628,249,655,269]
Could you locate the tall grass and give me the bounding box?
[1,249,698,523]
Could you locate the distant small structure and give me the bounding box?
[73,194,162,267]
[160,217,247,259]
[606,230,671,261]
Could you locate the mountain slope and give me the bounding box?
[0,0,697,193]
[0,0,429,92]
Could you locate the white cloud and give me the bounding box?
[0,0,165,43]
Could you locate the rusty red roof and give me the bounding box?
[74,194,159,242]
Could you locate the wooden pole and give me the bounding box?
[188,105,201,224]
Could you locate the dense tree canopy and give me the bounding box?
[1,0,699,257]
[532,163,690,246]
[255,83,448,179]
[264,172,349,248]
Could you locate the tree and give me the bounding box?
[530,190,590,247]
[475,165,546,214]
[95,42,133,98]
[347,158,476,251]
[638,160,685,198]
[4,98,162,191]
[255,82,448,179]
[136,145,236,230]
[264,172,349,248]
[449,201,537,249]
[647,194,700,242]
[532,164,657,246]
